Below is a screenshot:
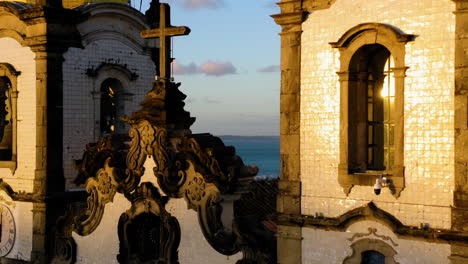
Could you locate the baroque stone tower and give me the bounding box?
[0,0,156,262]
[0,0,277,263]
[273,0,468,263]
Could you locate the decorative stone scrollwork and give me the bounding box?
[73,134,129,186]
[348,227,399,247]
[126,120,169,179]
[117,182,180,264]
[74,159,119,236]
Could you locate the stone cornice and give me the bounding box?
[302,0,336,12]
[276,202,468,246]
[272,0,335,27]
[17,6,82,52]
[276,0,335,13]
[271,11,307,26]
[453,0,468,13]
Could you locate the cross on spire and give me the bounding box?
[141,2,191,80]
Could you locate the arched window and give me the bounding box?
[0,77,13,160]
[343,238,397,264]
[348,44,394,172]
[361,250,385,264]
[100,78,126,135]
[88,64,136,140]
[330,23,415,197]
[0,63,18,171]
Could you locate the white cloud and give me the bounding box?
[257,65,280,73]
[173,61,198,75]
[199,60,237,76]
[173,60,237,77]
[182,0,224,9]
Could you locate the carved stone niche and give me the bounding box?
[117,182,180,264]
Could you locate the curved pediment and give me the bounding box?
[0,2,29,45]
[330,23,416,49]
[336,202,404,231]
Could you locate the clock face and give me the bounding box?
[0,204,15,257]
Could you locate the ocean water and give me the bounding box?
[220,136,279,178]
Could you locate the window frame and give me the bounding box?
[87,64,136,140]
[343,238,398,264]
[0,63,19,173]
[330,23,414,197]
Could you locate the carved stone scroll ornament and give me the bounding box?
[117,182,180,264]
[126,120,169,182]
[150,133,260,257]
[73,134,129,186]
[182,160,240,255]
[74,159,119,236]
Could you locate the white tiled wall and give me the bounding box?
[300,0,456,229]
[63,38,155,189]
[0,37,36,193]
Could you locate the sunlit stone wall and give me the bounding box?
[302,220,451,264]
[300,0,455,229]
[0,37,36,193]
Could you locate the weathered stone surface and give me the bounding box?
[277,225,302,264]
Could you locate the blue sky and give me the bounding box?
[138,0,281,136]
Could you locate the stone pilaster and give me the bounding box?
[20,6,81,262]
[451,1,468,263]
[272,1,306,263]
[452,0,468,232]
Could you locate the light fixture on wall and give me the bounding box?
[373,176,391,195]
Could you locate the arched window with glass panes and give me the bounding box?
[347,44,395,173]
[330,23,414,197]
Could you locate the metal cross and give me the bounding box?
[140,3,191,80]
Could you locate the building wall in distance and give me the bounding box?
[300,0,456,229]
[62,5,156,189]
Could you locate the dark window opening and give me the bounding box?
[100,78,126,135]
[361,250,385,264]
[348,44,394,173]
[0,77,12,160]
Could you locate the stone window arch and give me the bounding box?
[99,78,126,135]
[87,64,137,139]
[343,238,399,264]
[0,63,19,172]
[330,23,415,197]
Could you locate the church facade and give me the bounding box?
[273,0,468,263]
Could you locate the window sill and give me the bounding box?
[338,164,404,198]
[353,171,392,177]
[0,161,16,174]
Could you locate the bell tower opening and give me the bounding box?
[0,77,13,161]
